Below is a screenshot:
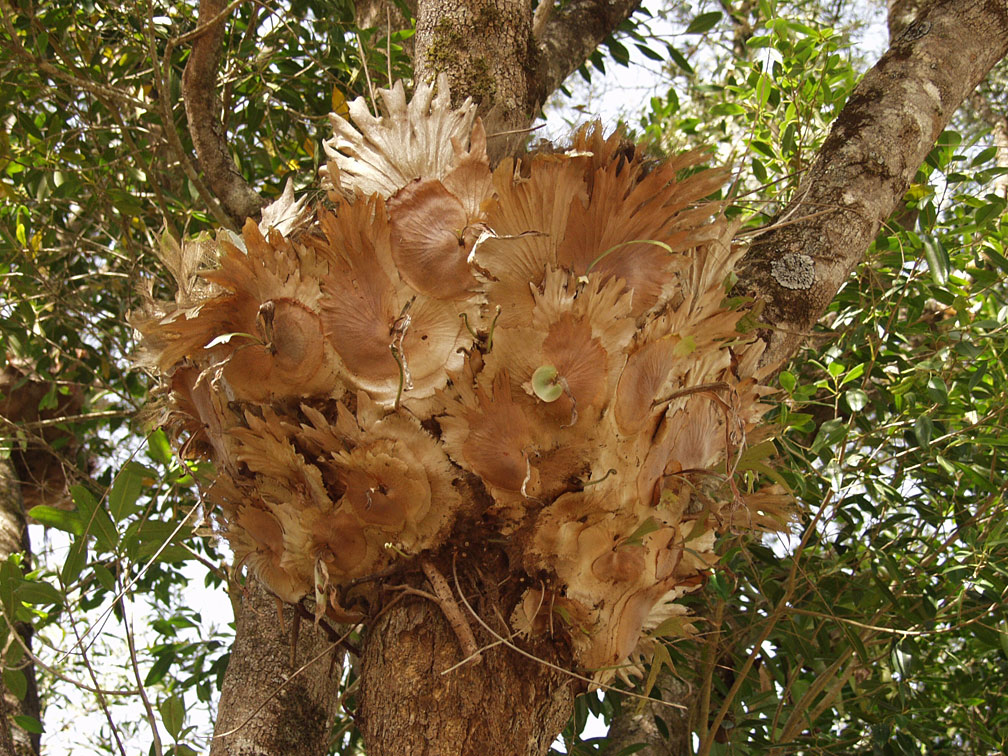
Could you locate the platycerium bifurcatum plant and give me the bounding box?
[132,76,789,679]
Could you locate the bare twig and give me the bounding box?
[0,604,138,697]
[62,582,129,756]
[420,560,482,666]
[121,597,163,756]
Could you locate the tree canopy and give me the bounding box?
[1,0,1007,754]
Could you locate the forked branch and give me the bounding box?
[182,0,264,225]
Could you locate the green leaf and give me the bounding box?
[755,72,772,109]
[971,145,998,168]
[665,45,694,74]
[12,715,43,734]
[922,236,949,285]
[122,521,192,564]
[914,415,934,448]
[93,563,116,591]
[635,43,664,62]
[926,376,948,404]
[109,461,149,522]
[686,11,722,34]
[606,39,630,67]
[26,505,83,536]
[750,139,775,158]
[641,641,673,703]
[976,198,1006,228]
[159,693,185,739]
[71,485,118,553]
[621,517,661,547]
[147,430,173,466]
[845,389,868,412]
[3,669,26,700]
[16,580,62,607]
[61,534,88,586]
[145,651,175,686]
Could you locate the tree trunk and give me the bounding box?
[412,0,642,159]
[359,595,573,756]
[199,1,644,751]
[414,0,536,159]
[887,0,928,39]
[602,673,692,756]
[209,581,342,756]
[0,460,41,756]
[200,1,1008,754]
[604,1,1008,752]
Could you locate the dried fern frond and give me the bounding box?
[133,79,790,681]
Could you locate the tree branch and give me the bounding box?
[181,0,264,225]
[531,0,642,108]
[735,0,1008,371]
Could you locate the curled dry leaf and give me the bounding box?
[132,78,790,679]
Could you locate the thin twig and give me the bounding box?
[0,604,138,697]
[121,596,163,756]
[421,560,482,665]
[449,559,686,709]
[355,32,378,113]
[62,581,129,756]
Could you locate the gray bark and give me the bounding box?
[603,675,692,756]
[736,0,1008,372]
[0,461,40,756]
[414,0,536,159]
[887,0,928,40]
[209,581,342,756]
[182,0,265,226]
[413,0,642,159]
[204,1,1008,754]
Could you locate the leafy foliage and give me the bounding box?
[580,4,1008,755]
[2,0,1007,754]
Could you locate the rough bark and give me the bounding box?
[887,0,928,39]
[602,674,692,756]
[182,0,265,226]
[414,0,536,158]
[735,0,1008,372]
[531,0,642,110]
[358,577,574,756]
[413,0,642,158]
[0,461,40,756]
[206,2,1008,755]
[209,580,342,756]
[603,3,1008,753]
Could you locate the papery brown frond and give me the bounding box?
[134,79,789,679]
[322,74,477,199]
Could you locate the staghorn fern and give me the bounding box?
[132,75,789,679]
